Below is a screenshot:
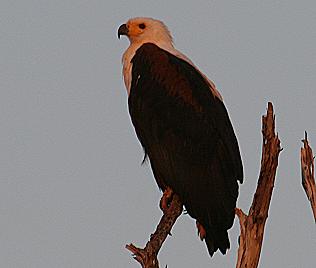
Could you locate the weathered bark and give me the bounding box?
[126,194,183,268]
[236,102,282,268]
[300,132,316,222]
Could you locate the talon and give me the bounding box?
[196,221,206,241]
[159,187,173,212]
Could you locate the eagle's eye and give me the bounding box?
[138,23,146,29]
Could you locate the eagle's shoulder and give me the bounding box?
[132,43,170,67]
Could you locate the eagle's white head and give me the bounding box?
[118,17,173,47]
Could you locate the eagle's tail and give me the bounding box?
[205,228,230,257]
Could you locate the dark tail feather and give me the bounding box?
[205,229,230,257]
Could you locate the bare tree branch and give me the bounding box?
[300,132,316,222]
[236,102,282,268]
[126,194,183,268]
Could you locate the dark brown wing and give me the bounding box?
[128,43,243,256]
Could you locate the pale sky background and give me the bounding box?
[1,1,315,267]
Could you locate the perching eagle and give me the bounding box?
[118,17,243,256]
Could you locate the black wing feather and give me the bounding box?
[128,43,243,256]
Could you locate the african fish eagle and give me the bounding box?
[118,17,243,257]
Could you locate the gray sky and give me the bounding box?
[1,1,315,267]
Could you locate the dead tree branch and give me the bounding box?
[126,194,183,268]
[236,102,282,268]
[300,132,316,222]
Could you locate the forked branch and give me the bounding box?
[236,102,282,268]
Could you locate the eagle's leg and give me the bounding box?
[196,221,206,240]
[159,187,173,212]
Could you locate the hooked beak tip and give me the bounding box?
[118,23,128,39]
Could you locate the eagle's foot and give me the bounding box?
[159,187,173,213]
[196,221,206,240]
